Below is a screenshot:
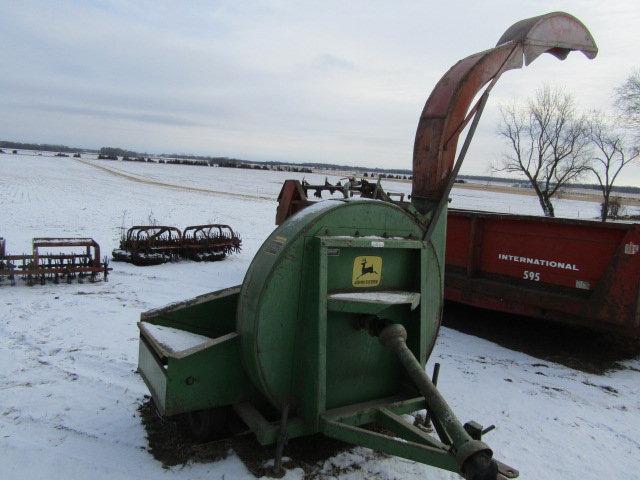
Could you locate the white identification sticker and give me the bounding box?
[371,241,384,248]
[624,243,639,255]
[575,280,591,290]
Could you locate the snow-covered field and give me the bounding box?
[1,152,638,480]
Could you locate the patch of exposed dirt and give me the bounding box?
[138,398,360,478]
[442,301,640,374]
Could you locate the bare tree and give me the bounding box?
[586,111,638,221]
[614,69,640,151]
[496,86,590,217]
[615,70,640,124]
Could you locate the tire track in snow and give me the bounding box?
[74,158,273,201]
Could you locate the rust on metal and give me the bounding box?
[278,12,598,220]
[411,12,598,208]
[445,209,640,337]
[112,224,242,265]
[0,236,110,286]
[275,177,393,225]
[113,226,183,266]
[275,179,310,225]
[182,224,242,261]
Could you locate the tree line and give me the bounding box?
[496,69,639,221]
[0,140,93,153]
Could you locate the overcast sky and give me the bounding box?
[1,1,639,184]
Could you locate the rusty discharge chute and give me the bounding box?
[411,12,598,211]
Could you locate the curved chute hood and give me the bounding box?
[411,11,598,212]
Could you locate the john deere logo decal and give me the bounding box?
[352,256,382,287]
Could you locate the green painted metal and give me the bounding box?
[139,286,240,338]
[236,199,444,424]
[326,292,421,315]
[379,323,494,471]
[233,402,310,445]
[138,339,168,413]
[134,11,598,476]
[376,408,447,450]
[137,197,453,458]
[321,417,459,472]
[321,395,426,426]
[137,287,255,416]
[140,336,251,417]
[233,395,428,446]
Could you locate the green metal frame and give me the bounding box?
[316,236,427,418]
[136,208,519,477]
[308,234,463,471]
[136,216,517,478]
[321,409,458,473]
[137,287,255,416]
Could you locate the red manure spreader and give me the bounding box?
[445,209,640,337]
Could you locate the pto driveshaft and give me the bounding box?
[379,324,498,480]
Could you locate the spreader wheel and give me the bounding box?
[187,407,229,442]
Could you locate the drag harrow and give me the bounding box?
[137,12,597,479]
[112,226,183,266]
[0,237,110,286]
[182,224,242,262]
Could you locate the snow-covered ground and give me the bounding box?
[0,152,638,479]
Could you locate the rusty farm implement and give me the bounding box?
[182,224,242,262]
[0,237,110,286]
[136,12,596,480]
[112,224,241,265]
[112,226,183,266]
